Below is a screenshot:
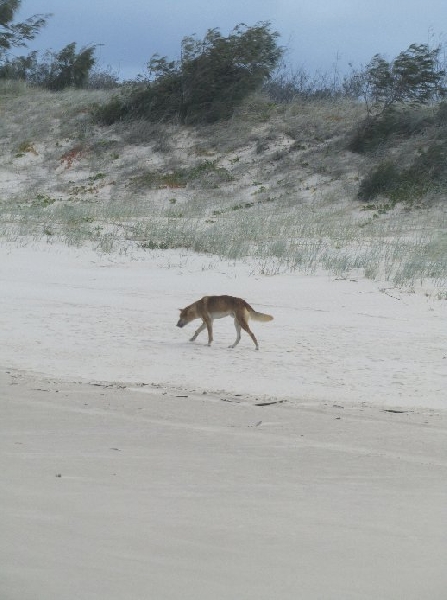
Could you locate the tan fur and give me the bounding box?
[177,295,273,350]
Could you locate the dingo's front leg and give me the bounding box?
[190,321,206,342]
[205,317,214,346]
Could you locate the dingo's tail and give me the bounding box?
[250,310,273,322]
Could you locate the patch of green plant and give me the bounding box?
[138,236,185,250]
[212,195,275,216]
[32,194,57,207]
[69,175,109,197]
[361,202,397,216]
[139,240,173,250]
[188,160,231,181]
[15,140,38,158]
[232,202,255,211]
[252,185,267,195]
[89,172,106,181]
[132,160,232,189]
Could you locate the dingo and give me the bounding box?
[177,295,273,350]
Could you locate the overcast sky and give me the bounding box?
[15,0,447,80]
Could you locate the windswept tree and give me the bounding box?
[0,0,49,57]
[356,44,445,115]
[0,42,96,88]
[177,22,283,122]
[40,42,96,90]
[98,22,283,125]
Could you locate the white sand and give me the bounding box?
[1,242,446,407]
[1,241,446,599]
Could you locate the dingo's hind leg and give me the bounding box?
[245,323,259,350]
[240,318,259,350]
[230,316,259,350]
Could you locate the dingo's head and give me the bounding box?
[177,304,196,328]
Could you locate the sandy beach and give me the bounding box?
[1,241,446,599]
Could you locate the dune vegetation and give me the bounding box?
[0,17,446,295]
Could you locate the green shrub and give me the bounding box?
[358,161,400,201]
[408,141,447,185]
[348,108,432,153]
[358,140,447,202]
[94,94,128,125]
